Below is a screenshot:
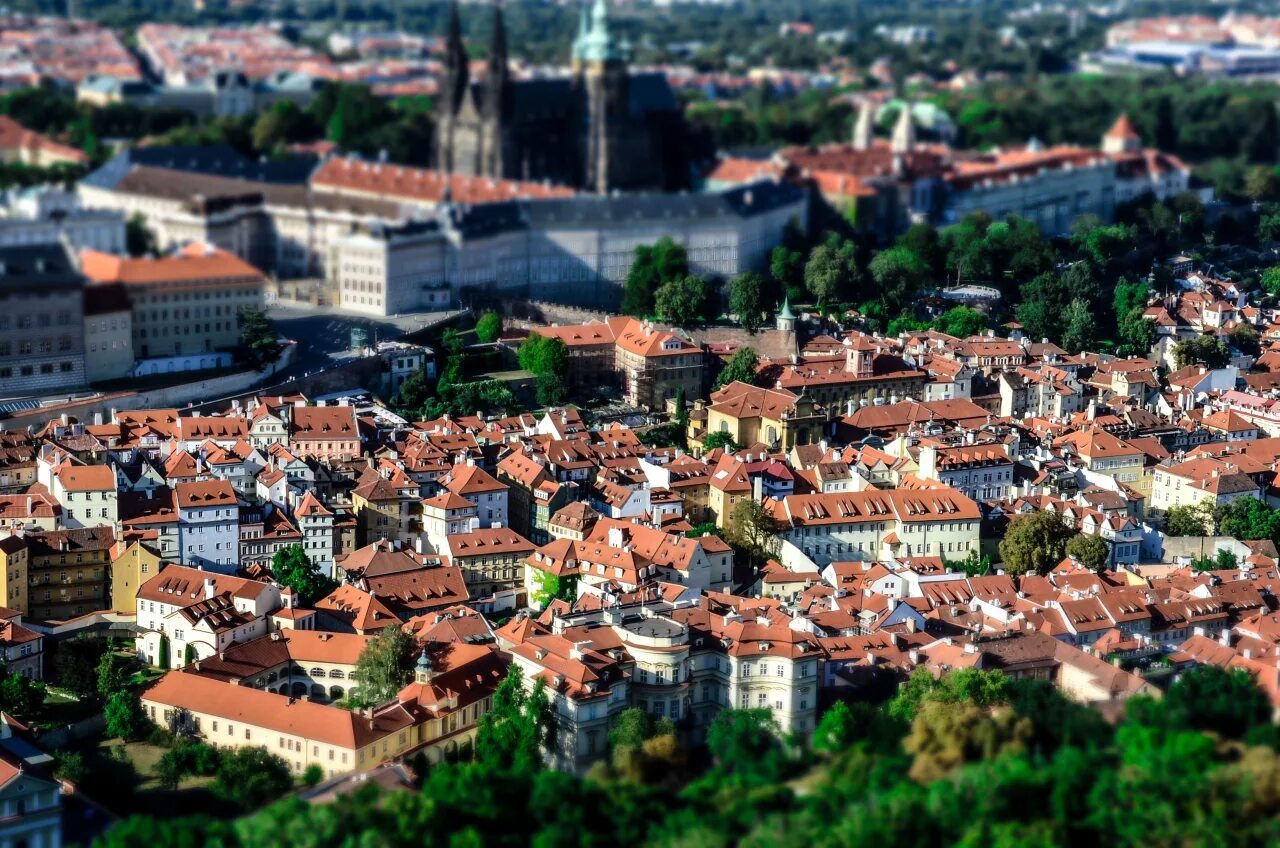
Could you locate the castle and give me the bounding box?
[434,0,692,194]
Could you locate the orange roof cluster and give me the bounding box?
[312,156,576,206]
[79,243,265,287]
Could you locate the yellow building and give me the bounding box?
[142,641,507,778]
[351,464,421,547]
[707,454,752,530]
[0,534,28,614]
[24,527,115,621]
[110,538,164,614]
[701,381,825,450]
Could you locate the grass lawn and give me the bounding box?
[32,689,99,731]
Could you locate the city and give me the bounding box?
[0,0,1273,845]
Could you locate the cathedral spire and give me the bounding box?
[442,0,469,113]
[486,1,509,117]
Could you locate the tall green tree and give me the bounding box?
[728,272,766,332]
[654,274,716,325]
[1061,298,1096,354]
[272,544,335,606]
[623,237,688,316]
[475,665,554,774]
[474,312,505,343]
[998,511,1074,577]
[518,334,570,377]
[1065,533,1109,571]
[238,307,281,369]
[715,347,759,388]
[352,624,415,707]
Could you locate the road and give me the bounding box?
[266,304,461,384]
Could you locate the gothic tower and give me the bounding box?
[481,3,510,177]
[435,1,470,172]
[575,0,629,194]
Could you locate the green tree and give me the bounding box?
[475,665,554,774]
[352,624,415,707]
[54,750,88,784]
[535,373,567,408]
[728,497,780,569]
[529,570,578,609]
[474,312,504,343]
[1172,335,1231,369]
[157,633,170,670]
[803,243,850,306]
[392,367,434,417]
[1065,533,1109,571]
[868,245,929,313]
[302,764,325,788]
[517,334,569,377]
[813,701,858,756]
[770,246,805,299]
[623,237,688,316]
[1060,298,1096,354]
[945,550,991,577]
[57,638,106,697]
[905,699,1032,783]
[1130,665,1272,740]
[932,306,987,338]
[705,708,787,786]
[728,272,766,332]
[238,306,281,369]
[714,347,759,388]
[125,213,157,257]
[1072,218,1136,269]
[1228,324,1261,357]
[998,510,1074,577]
[701,432,739,452]
[1260,217,1280,246]
[104,691,149,740]
[96,651,125,699]
[1118,309,1158,356]
[0,666,43,718]
[1216,497,1279,542]
[888,667,1013,725]
[213,747,293,811]
[272,544,335,606]
[1165,503,1213,536]
[654,274,715,325]
[251,100,318,152]
[1113,277,1151,321]
[1262,265,1280,295]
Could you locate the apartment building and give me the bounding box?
[174,480,240,574]
[17,526,115,621]
[0,243,88,397]
[439,527,535,597]
[768,489,981,567]
[79,242,266,360]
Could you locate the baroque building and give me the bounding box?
[435,0,691,193]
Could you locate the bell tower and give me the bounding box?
[436,1,469,172]
[481,3,510,178]
[577,0,629,194]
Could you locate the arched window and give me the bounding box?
[309,667,325,677]
[328,669,344,679]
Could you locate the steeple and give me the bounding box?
[572,1,590,63]
[891,103,916,154]
[776,295,796,333]
[414,648,434,684]
[442,0,469,114]
[579,0,622,63]
[485,2,509,119]
[851,101,874,150]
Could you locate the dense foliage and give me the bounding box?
[95,663,1280,848]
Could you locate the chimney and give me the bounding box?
[204,577,216,600]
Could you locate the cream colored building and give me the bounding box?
[767,489,982,567]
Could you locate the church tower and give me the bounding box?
[576,0,629,195]
[481,3,510,177]
[435,1,469,172]
[851,101,874,150]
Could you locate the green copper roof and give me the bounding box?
[778,295,796,320]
